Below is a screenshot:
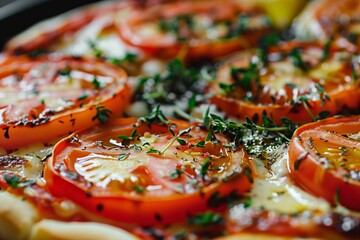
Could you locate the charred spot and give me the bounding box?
[97,204,104,212]
[13,47,26,56]
[294,151,308,170]
[154,213,163,222]
[289,102,302,113]
[67,135,81,145]
[2,127,9,139]
[85,192,92,198]
[41,153,52,163]
[0,155,28,169]
[320,212,360,236]
[70,118,76,126]
[142,227,164,240]
[42,109,56,116]
[305,137,314,149]
[252,113,259,124]
[27,49,48,58]
[70,54,83,60]
[12,116,50,127]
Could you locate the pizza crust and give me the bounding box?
[0,191,39,240]
[29,219,139,240]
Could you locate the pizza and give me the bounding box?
[294,0,360,45]
[0,0,360,239]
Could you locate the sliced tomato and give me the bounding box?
[209,41,360,124]
[5,1,135,55]
[288,115,360,211]
[295,0,360,45]
[117,0,271,61]
[44,118,253,225]
[0,55,130,150]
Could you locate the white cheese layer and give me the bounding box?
[249,145,330,214]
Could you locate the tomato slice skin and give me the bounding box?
[5,1,135,55]
[288,115,360,211]
[0,55,130,150]
[44,118,253,225]
[117,0,271,61]
[296,0,360,45]
[209,41,360,124]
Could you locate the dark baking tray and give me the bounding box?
[0,0,103,50]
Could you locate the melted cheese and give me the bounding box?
[57,15,129,59]
[249,145,330,214]
[4,143,54,180]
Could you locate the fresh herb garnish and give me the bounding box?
[77,92,88,101]
[92,106,112,124]
[4,174,35,189]
[134,59,205,113]
[188,211,224,225]
[109,52,138,65]
[243,197,252,208]
[230,59,259,91]
[146,149,162,154]
[322,38,333,61]
[92,76,105,89]
[138,105,168,127]
[88,39,104,58]
[200,157,211,178]
[202,108,297,156]
[158,14,194,41]
[289,47,308,71]
[169,169,183,179]
[118,129,140,140]
[118,153,130,161]
[134,185,145,193]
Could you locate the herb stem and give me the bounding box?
[160,136,177,154]
[302,102,315,119]
[174,108,202,122]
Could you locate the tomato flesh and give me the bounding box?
[45,118,252,225]
[288,115,360,211]
[210,41,360,124]
[118,0,271,61]
[0,55,130,150]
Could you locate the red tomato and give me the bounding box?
[0,55,130,150]
[5,1,134,55]
[296,0,360,45]
[44,118,253,225]
[117,0,271,61]
[209,41,360,124]
[288,115,360,211]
